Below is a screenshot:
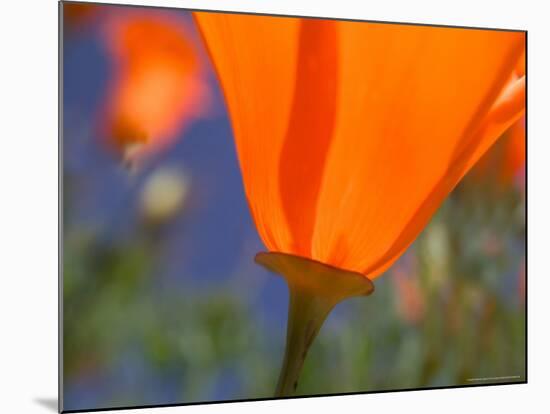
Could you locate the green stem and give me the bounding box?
[275,284,336,397]
[254,252,375,398]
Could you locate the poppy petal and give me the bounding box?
[277,19,339,257]
[194,13,301,251]
[360,72,525,279]
[311,23,524,276]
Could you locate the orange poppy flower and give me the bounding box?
[194,13,525,396]
[195,13,525,279]
[103,12,210,166]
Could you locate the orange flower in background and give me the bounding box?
[468,117,525,188]
[103,12,210,165]
[64,3,99,30]
[503,117,526,185]
[194,14,525,280]
[391,255,425,325]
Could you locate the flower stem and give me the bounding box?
[255,252,375,398]
[275,284,336,396]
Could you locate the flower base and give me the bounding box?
[255,252,375,397]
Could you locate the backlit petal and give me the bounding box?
[194,12,301,251]
[311,23,524,276]
[196,13,525,278]
[277,19,339,257]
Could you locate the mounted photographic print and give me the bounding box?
[60,1,527,412]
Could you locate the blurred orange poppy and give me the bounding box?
[103,12,210,165]
[195,14,525,279]
[504,117,526,186]
[63,3,99,30]
[391,255,425,325]
[475,116,525,188]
